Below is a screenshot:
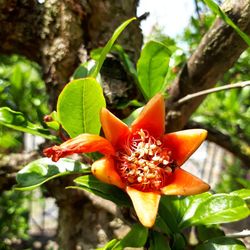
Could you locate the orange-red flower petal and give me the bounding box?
[162,129,207,166]
[131,93,165,138]
[126,186,161,227]
[91,157,125,189]
[43,134,115,161]
[100,107,130,148]
[161,168,210,196]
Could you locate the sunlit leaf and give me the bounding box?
[195,237,247,250]
[0,107,57,140]
[90,17,136,78]
[15,158,90,191]
[72,175,130,206]
[137,40,171,100]
[188,194,250,225]
[231,189,250,200]
[57,78,106,137]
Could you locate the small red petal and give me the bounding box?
[131,93,165,138]
[100,108,130,148]
[43,134,115,162]
[161,168,210,196]
[162,129,207,166]
[126,186,161,227]
[91,157,125,189]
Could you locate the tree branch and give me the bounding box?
[186,121,250,165]
[166,0,250,132]
[176,81,250,105]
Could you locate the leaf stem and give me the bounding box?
[226,229,250,238]
[176,81,250,105]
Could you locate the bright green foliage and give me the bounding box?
[137,40,171,100]
[15,158,90,191]
[195,237,247,250]
[57,78,106,137]
[0,190,29,249]
[0,55,49,152]
[187,194,250,226]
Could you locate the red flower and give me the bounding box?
[44,94,210,227]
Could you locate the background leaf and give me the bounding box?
[0,107,56,140]
[230,189,250,200]
[57,78,106,137]
[15,158,90,191]
[149,231,170,250]
[137,40,171,100]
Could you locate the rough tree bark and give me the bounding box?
[0,0,250,249]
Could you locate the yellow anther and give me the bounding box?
[137,176,143,182]
[156,140,162,146]
[163,160,169,165]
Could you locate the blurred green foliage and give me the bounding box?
[0,54,48,152]
[0,190,30,249]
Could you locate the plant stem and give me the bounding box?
[176,81,250,105]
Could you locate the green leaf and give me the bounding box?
[195,237,247,250]
[97,239,119,250]
[0,107,57,140]
[57,78,106,137]
[158,196,180,233]
[72,175,130,206]
[203,0,250,47]
[196,225,225,242]
[15,158,90,191]
[72,64,88,79]
[123,107,143,125]
[149,231,170,250]
[188,194,250,226]
[90,17,136,78]
[171,233,186,250]
[231,189,250,200]
[137,40,171,100]
[113,224,148,250]
[179,192,212,229]
[112,44,139,83]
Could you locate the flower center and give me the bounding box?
[116,129,176,192]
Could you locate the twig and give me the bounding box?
[176,81,250,105]
[226,229,250,238]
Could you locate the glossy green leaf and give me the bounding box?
[179,192,212,229]
[0,107,57,140]
[149,231,170,250]
[90,17,136,78]
[57,78,106,137]
[203,0,250,46]
[188,194,250,226]
[15,158,90,191]
[137,40,171,100]
[72,175,130,206]
[231,189,250,200]
[195,237,247,250]
[113,224,148,250]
